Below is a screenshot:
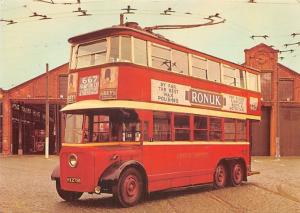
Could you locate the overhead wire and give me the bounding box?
[0,0,299,63]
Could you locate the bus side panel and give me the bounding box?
[143,144,213,192]
[143,143,250,192]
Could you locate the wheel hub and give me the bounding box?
[124,175,137,197]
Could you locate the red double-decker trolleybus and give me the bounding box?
[51,21,261,207]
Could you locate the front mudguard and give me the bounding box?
[99,160,147,193]
[51,165,60,181]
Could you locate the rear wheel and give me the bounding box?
[56,180,83,202]
[213,163,227,188]
[230,162,243,186]
[114,168,144,207]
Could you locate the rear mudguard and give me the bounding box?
[99,160,147,193]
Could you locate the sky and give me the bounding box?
[1,0,300,90]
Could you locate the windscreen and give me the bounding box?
[64,114,84,144]
[64,109,142,143]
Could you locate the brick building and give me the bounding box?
[245,43,300,156]
[0,64,68,155]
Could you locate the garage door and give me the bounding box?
[251,107,270,156]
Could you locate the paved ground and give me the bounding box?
[0,155,300,213]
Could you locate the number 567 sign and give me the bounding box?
[79,75,99,96]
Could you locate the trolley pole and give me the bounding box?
[45,63,49,159]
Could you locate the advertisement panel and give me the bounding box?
[78,75,99,96]
[222,94,247,113]
[67,73,78,104]
[100,67,118,100]
[151,79,248,114]
[151,79,191,106]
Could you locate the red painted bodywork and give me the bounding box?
[76,63,260,116]
[60,143,249,193]
[59,24,260,194]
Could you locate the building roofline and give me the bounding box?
[278,63,300,77]
[7,63,69,93]
[244,43,279,53]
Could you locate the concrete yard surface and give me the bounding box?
[0,155,300,213]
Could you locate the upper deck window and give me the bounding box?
[191,55,207,80]
[76,40,107,69]
[247,72,258,91]
[151,44,171,71]
[109,36,132,63]
[239,70,246,88]
[109,36,120,62]
[121,36,132,62]
[172,49,189,75]
[207,60,221,83]
[70,45,76,69]
[223,65,237,87]
[223,65,246,88]
[133,38,147,66]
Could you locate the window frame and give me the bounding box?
[120,36,133,62]
[207,60,221,83]
[236,119,247,141]
[75,38,108,69]
[133,37,148,66]
[193,115,208,141]
[224,118,236,141]
[174,113,190,141]
[223,64,238,87]
[153,111,172,141]
[246,72,259,92]
[191,55,208,80]
[151,43,172,71]
[208,117,223,141]
[171,49,189,75]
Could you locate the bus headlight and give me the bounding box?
[68,154,78,168]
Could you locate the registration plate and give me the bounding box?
[67,177,81,184]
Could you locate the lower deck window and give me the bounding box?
[64,109,249,143]
[236,120,247,141]
[174,114,190,141]
[224,118,235,141]
[224,119,247,141]
[92,115,110,142]
[194,116,208,141]
[209,117,222,141]
[153,112,171,141]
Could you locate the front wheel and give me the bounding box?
[56,180,83,202]
[114,168,144,207]
[213,163,227,188]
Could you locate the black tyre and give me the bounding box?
[56,180,83,202]
[229,162,243,187]
[114,167,144,207]
[213,163,227,188]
